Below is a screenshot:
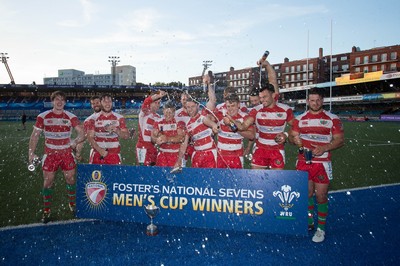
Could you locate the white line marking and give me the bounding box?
[368,143,400,147]
[0,218,98,232]
[331,182,400,194]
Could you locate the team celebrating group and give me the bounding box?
[28,55,344,243]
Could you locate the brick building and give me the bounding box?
[188,44,400,105]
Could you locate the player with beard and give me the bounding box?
[28,91,85,223]
[75,95,102,162]
[228,83,294,170]
[86,94,129,165]
[289,88,344,243]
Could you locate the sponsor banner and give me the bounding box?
[380,115,400,121]
[297,92,399,104]
[76,164,308,236]
[381,71,400,80]
[335,71,383,86]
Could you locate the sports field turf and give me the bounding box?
[0,120,399,227]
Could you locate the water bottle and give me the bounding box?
[229,122,238,133]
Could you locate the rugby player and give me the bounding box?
[28,91,85,223]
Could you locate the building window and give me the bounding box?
[291,75,295,81]
[363,56,369,64]
[303,64,307,71]
[296,74,301,80]
[390,63,396,71]
[303,73,307,80]
[355,57,360,65]
[372,55,378,62]
[285,67,289,73]
[355,67,360,72]
[372,65,377,71]
[341,56,348,61]
[363,66,369,73]
[332,65,339,72]
[309,63,313,71]
[381,64,386,71]
[331,57,337,62]
[381,53,387,61]
[296,65,301,72]
[290,66,295,73]
[309,72,313,79]
[390,52,397,60]
[342,64,349,71]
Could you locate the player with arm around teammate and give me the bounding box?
[75,95,102,162]
[86,94,129,165]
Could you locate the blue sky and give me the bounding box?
[0,0,399,85]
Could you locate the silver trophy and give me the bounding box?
[28,156,42,171]
[144,204,160,236]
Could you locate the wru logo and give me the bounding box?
[273,185,300,211]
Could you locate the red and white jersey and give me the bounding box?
[83,114,95,133]
[137,96,161,148]
[153,118,185,153]
[292,110,344,162]
[249,103,294,150]
[86,111,127,154]
[186,113,216,151]
[175,107,190,128]
[34,109,80,154]
[216,102,248,113]
[214,110,250,156]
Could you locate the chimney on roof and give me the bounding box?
[319,48,323,59]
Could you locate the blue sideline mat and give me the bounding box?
[1,184,399,265]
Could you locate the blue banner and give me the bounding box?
[76,164,308,236]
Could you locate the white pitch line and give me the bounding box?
[0,218,98,232]
[347,138,390,143]
[368,143,400,147]
[331,182,400,194]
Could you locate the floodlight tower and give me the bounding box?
[108,56,120,85]
[202,60,212,75]
[0,53,15,84]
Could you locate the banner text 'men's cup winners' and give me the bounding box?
[112,183,264,216]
